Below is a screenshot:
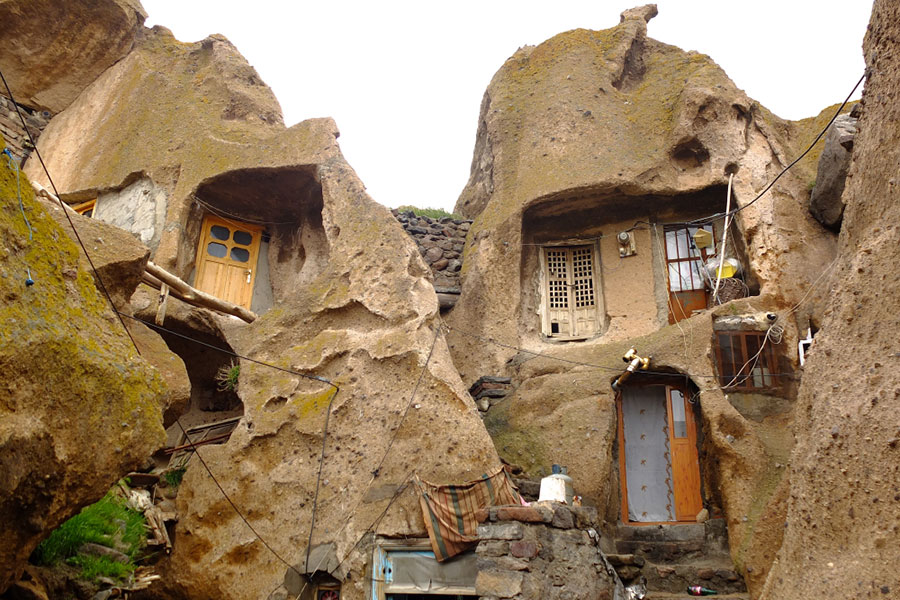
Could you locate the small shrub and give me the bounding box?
[395,205,460,220]
[215,360,240,392]
[163,467,186,488]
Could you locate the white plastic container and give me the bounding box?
[537,466,575,505]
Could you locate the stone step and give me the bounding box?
[644,588,750,600]
[640,561,746,595]
[615,520,729,562]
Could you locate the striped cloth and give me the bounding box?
[415,466,521,562]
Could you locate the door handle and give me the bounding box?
[246,269,252,284]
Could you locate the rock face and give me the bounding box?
[0,137,170,593]
[808,113,857,229]
[446,5,849,597]
[0,0,146,113]
[760,2,900,598]
[22,20,504,600]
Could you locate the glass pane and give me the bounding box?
[230,247,250,262]
[677,229,690,258]
[670,389,687,438]
[233,230,253,245]
[207,242,227,258]
[210,225,230,241]
[668,264,682,291]
[665,230,678,259]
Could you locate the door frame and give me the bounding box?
[616,381,703,525]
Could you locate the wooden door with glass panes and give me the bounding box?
[664,225,716,324]
[542,245,600,338]
[195,215,262,310]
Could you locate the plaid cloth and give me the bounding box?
[415,466,521,562]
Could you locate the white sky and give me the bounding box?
[142,1,872,212]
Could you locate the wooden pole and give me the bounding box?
[145,261,257,323]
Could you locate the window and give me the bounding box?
[371,542,476,600]
[540,244,601,338]
[72,199,96,218]
[664,224,716,323]
[715,331,777,390]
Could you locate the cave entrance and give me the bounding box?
[616,380,702,523]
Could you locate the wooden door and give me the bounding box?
[618,384,703,523]
[195,215,262,310]
[666,387,703,520]
[543,245,599,338]
[664,225,715,324]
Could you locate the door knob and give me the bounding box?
[246,269,252,284]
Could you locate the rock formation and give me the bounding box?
[0,135,173,592]
[20,18,504,600]
[808,112,858,229]
[445,5,853,596]
[760,1,900,598]
[0,0,146,113]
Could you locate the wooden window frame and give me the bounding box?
[714,330,777,391]
[72,198,97,218]
[663,224,718,324]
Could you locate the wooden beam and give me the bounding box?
[145,261,257,323]
[155,283,170,326]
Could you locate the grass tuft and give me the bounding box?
[32,488,147,582]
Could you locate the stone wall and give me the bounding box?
[475,503,618,600]
[0,95,49,162]
[392,209,470,297]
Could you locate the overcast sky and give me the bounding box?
[142,1,872,213]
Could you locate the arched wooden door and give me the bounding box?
[194,215,262,310]
[617,384,702,523]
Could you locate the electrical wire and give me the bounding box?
[190,193,299,226]
[293,329,441,597]
[0,66,142,355]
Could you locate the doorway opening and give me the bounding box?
[616,380,702,523]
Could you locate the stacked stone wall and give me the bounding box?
[0,95,49,162]
[475,503,617,600]
[392,209,471,293]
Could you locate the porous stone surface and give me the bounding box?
[20,19,504,600]
[0,0,147,113]
[808,113,857,229]
[760,2,900,598]
[0,136,169,594]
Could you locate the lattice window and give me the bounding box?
[572,246,595,308]
[541,245,600,337]
[546,249,570,309]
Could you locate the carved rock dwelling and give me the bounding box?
[1,2,898,600]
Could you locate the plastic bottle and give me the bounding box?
[687,586,718,596]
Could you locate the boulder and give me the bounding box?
[0,136,169,593]
[0,0,147,113]
[808,113,857,229]
[760,2,900,598]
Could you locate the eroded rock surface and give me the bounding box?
[0,0,146,113]
[761,2,900,597]
[21,19,504,600]
[0,138,169,593]
[808,113,857,229]
[446,6,849,597]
